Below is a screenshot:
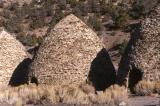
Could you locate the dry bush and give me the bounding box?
[154,82,160,94]
[56,84,90,104]
[0,84,128,105]
[79,83,95,94]
[39,85,59,102]
[89,84,128,105]
[0,84,59,105]
[89,91,112,105]
[0,85,27,106]
[134,80,156,96]
[109,85,128,105]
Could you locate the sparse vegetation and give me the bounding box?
[118,40,128,55]
[16,33,43,46]
[0,0,133,47]
[90,85,128,105]
[0,1,3,8]
[155,82,160,94]
[0,0,159,105]
[134,80,160,96]
[88,15,102,31]
[0,84,128,105]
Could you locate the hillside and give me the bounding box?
[0,0,145,68]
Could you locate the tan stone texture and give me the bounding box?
[0,29,28,86]
[30,14,103,86]
[117,4,160,88]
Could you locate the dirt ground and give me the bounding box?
[1,96,160,106]
[128,96,160,106]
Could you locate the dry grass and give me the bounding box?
[89,85,128,105]
[56,85,90,104]
[154,81,160,94]
[109,85,128,105]
[0,84,128,105]
[0,84,59,105]
[134,80,160,96]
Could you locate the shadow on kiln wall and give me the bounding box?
[88,48,116,91]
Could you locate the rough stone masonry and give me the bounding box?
[117,4,160,90]
[30,14,116,90]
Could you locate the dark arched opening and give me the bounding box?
[88,48,116,91]
[9,58,32,86]
[129,66,143,93]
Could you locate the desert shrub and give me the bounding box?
[8,2,19,11]
[73,6,83,18]
[78,2,88,16]
[135,80,160,96]
[129,4,143,19]
[30,17,45,30]
[108,85,128,105]
[100,3,130,29]
[89,85,128,105]
[55,9,65,22]
[0,1,4,8]
[2,9,11,19]
[99,0,114,15]
[110,6,130,29]
[0,19,4,27]
[4,18,22,33]
[28,0,55,30]
[155,82,160,94]
[67,0,78,8]
[2,2,31,32]
[0,84,128,105]
[118,40,128,55]
[40,0,54,16]
[16,34,43,46]
[15,3,30,19]
[100,3,109,15]
[134,80,156,96]
[0,84,59,105]
[29,11,45,30]
[114,12,130,29]
[88,0,100,13]
[87,15,102,31]
[57,85,90,104]
[58,0,67,10]
[130,0,158,19]
[79,83,95,94]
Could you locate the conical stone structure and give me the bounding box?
[30,14,116,87]
[0,29,28,86]
[117,4,160,90]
